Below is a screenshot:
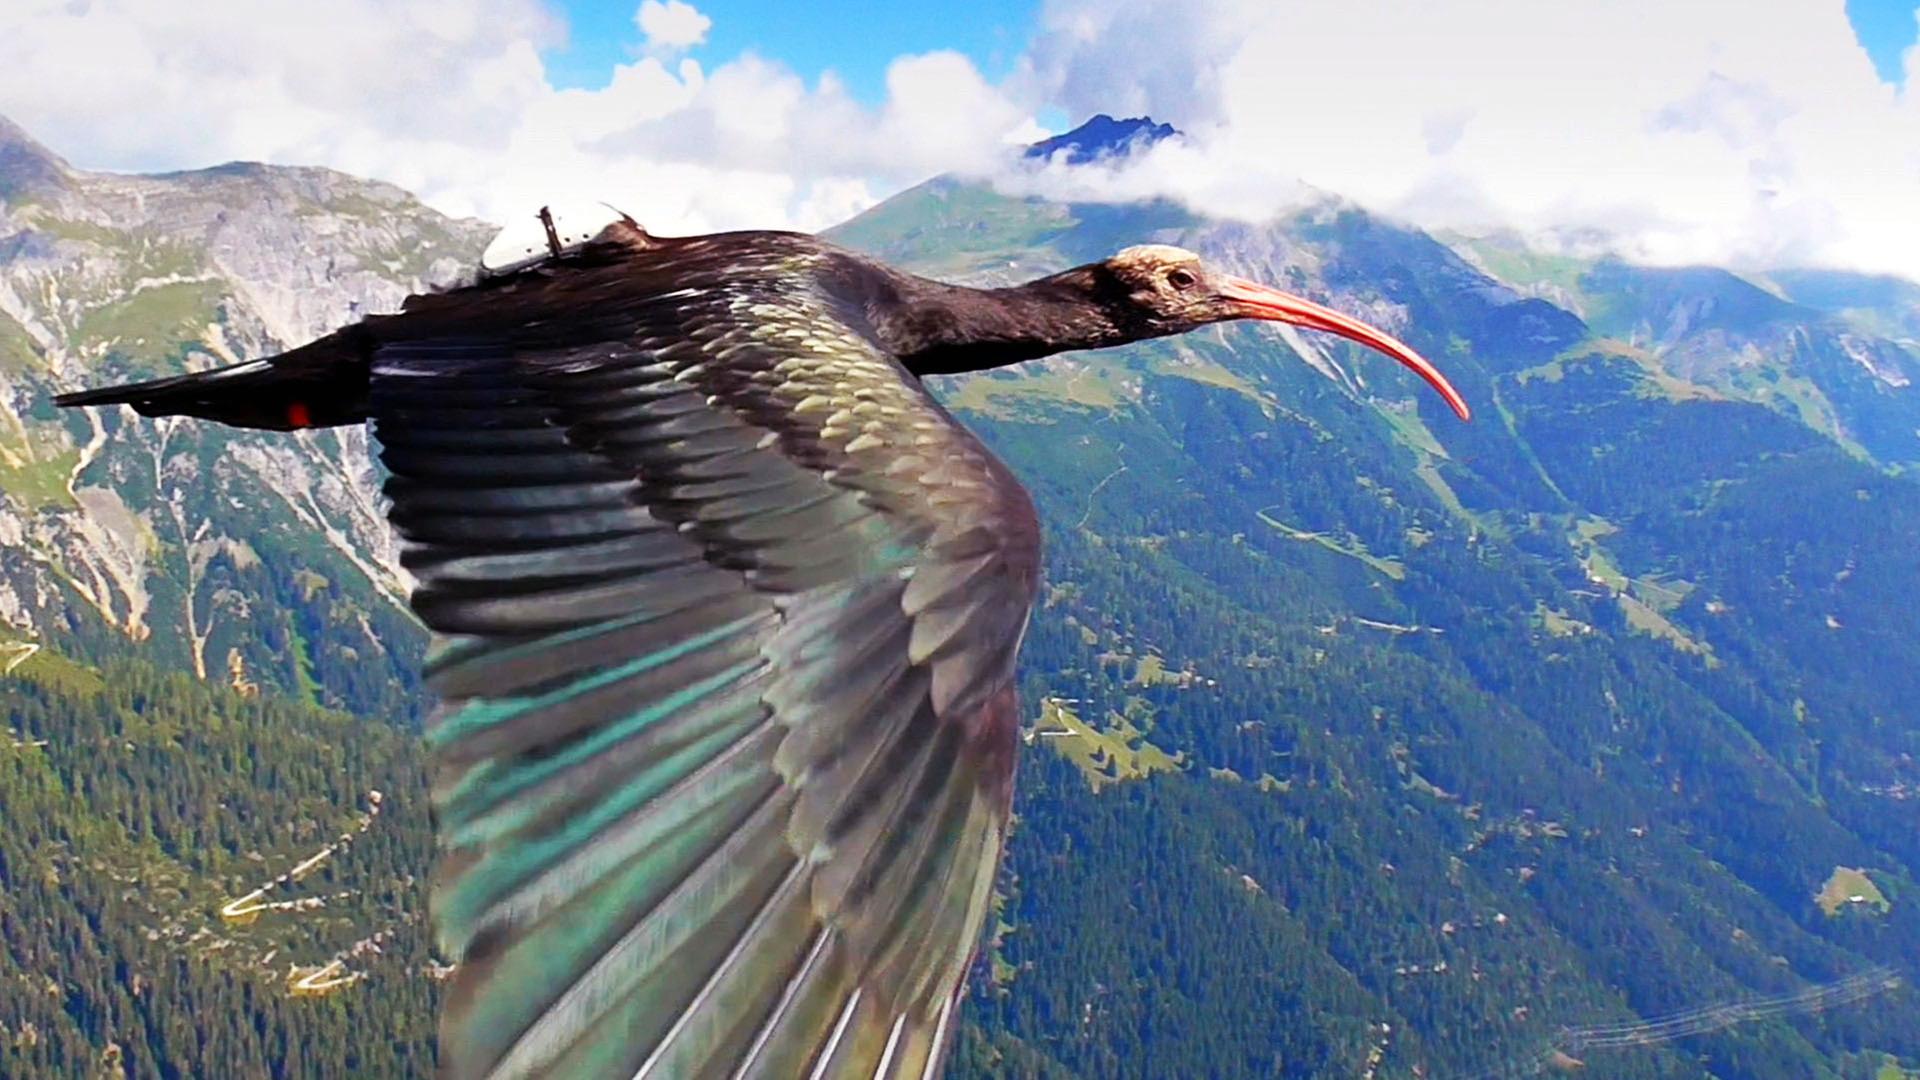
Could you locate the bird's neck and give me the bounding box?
[876,271,1132,375]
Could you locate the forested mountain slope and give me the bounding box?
[837,178,1919,1078]
[3,118,1916,1078]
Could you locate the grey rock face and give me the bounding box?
[0,114,492,708]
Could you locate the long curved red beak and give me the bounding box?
[1219,276,1470,421]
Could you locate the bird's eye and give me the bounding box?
[1167,268,1197,290]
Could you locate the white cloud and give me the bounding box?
[2,0,1918,280]
[1007,0,1920,280]
[0,0,561,176]
[0,0,1035,235]
[635,0,711,53]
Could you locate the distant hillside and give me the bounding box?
[1766,267,1920,343]
[1445,230,1920,470]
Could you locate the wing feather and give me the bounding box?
[370,232,1039,1080]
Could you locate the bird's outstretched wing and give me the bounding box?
[370,233,1040,1079]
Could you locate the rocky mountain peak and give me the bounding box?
[0,113,72,199]
[1026,113,1179,165]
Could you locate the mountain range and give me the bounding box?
[2,113,1916,1079]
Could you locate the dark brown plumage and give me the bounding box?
[55,220,1466,1080]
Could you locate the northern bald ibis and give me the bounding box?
[57,215,1467,1080]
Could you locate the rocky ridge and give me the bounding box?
[0,116,490,707]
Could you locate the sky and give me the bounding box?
[541,0,1040,100]
[3,0,1919,279]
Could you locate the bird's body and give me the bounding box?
[58,218,1465,1079]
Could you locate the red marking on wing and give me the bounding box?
[286,401,312,429]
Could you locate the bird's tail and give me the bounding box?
[53,327,370,431]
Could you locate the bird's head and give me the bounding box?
[1090,244,1470,420]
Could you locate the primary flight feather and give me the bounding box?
[57,217,1466,1079]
